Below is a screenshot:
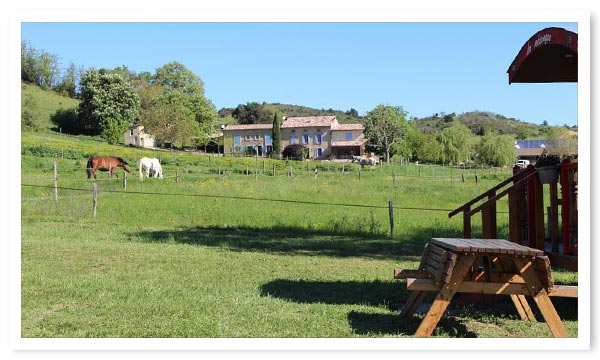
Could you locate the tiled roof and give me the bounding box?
[332,123,364,130]
[224,124,273,130]
[515,148,545,157]
[281,116,336,128]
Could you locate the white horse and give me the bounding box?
[351,155,378,169]
[139,157,163,179]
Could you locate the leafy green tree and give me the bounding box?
[405,121,427,161]
[422,136,444,163]
[363,105,409,162]
[21,41,60,89]
[50,108,79,134]
[272,112,282,158]
[77,69,140,142]
[282,144,307,160]
[478,134,516,167]
[21,41,38,84]
[232,102,273,124]
[437,121,472,165]
[153,61,205,96]
[21,93,42,131]
[55,62,78,98]
[138,62,217,148]
[142,91,199,147]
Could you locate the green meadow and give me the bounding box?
[20,130,578,339]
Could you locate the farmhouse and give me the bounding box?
[124,125,157,148]
[222,116,365,159]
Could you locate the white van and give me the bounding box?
[515,159,530,168]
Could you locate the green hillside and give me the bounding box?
[414,111,540,137]
[21,82,80,131]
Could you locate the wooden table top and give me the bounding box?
[431,238,545,256]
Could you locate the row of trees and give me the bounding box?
[22,41,218,146]
[362,105,516,167]
[46,63,217,146]
[21,41,81,98]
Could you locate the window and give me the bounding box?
[345,132,352,140]
[265,134,272,145]
[314,134,322,144]
[130,129,134,136]
[234,135,241,145]
[302,135,310,144]
[314,148,323,158]
[254,134,260,140]
[291,134,297,144]
[245,135,251,141]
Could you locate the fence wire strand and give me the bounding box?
[21,183,458,213]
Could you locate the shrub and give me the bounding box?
[282,144,307,160]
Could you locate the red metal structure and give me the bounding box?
[507,27,578,84]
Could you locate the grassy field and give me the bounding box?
[20,130,578,339]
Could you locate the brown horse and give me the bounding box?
[86,156,131,179]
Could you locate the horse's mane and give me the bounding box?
[115,157,128,164]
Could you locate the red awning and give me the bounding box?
[507,27,577,84]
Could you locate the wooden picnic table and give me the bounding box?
[394,238,574,337]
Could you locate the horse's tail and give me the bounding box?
[86,157,93,179]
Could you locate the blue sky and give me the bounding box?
[21,21,579,126]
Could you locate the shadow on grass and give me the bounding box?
[131,224,462,260]
[347,311,477,337]
[260,279,408,309]
[260,279,480,337]
[260,279,577,336]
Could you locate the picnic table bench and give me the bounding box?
[394,238,577,337]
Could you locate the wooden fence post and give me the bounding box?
[176,170,179,183]
[388,201,395,238]
[53,161,58,201]
[123,172,127,191]
[93,182,98,218]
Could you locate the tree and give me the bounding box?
[363,105,409,162]
[55,62,78,98]
[77,69,140,143]
[436,121,473,165]
[21,41,60,89]
[478,134,516,167]
[272,112,282,158]
[405,121,427,161]
[153,61,205,96]
[232,102,273,124]
[282,144,307,160]
[138,62,217,148]
[21,93,42,131]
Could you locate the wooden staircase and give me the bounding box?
[448,160,578,271]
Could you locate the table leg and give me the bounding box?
[510,294,537,321]
[415,253,476,337]
[495,257,537,321]
[400,290,427,319]
[514,257,569,338]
